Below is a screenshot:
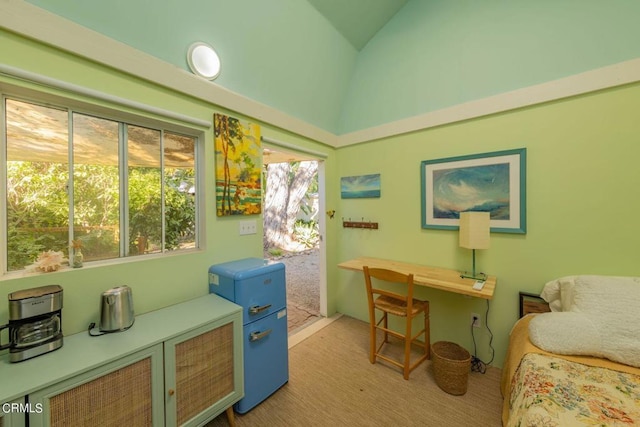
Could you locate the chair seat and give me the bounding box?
[375,295,428,317]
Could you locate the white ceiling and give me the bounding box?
[306,0,408,50]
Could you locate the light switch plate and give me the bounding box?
[239,220,257,235]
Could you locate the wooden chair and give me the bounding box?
[363,266,430,380]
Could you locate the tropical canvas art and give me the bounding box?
[214,113,262,216]
[421,148,526,233]
[341,174,381,198]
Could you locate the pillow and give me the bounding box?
[539,276,576,312]
[529,311,640,367]
[568,275,640,312]
[540,274,640,312]
[530,274,640,367]
[529,312,601,356]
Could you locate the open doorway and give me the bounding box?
[262,142,326,335]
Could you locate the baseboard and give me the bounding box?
[288,313,343,349]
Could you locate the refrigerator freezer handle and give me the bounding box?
[249,304,272,315]
[249,329,273,342]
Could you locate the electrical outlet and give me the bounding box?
[239,220,257,235]
[471,312,481,328]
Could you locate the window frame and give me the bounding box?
[1,85,204,276]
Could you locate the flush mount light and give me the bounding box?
[187,42,221,80]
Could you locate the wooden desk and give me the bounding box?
[338,256,496,299]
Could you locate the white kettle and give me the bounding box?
[99,286,135,332]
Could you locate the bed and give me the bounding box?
[501,276,640,426]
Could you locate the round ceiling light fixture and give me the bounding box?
[187,42,221,80]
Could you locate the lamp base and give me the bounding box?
[460,271,487,282]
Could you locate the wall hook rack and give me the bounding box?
[342,217,379,230]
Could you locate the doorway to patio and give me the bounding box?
[262,139,326,335]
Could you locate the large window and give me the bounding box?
[3,97,199,272]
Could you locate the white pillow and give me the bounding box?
[531,274,640,367]
[539,275,640,312]
[539,276,576,312]
[569,275,640,312]
[529,311,640,367]
[529,312,601,356]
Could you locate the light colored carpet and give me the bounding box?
[207,315,503,427]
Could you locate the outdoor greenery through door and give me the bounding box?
[263,160,319,254]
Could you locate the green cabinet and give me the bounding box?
[29,345,164,427]
[165,318,243,426]
[0,294,243,427]
[0,398,27,427]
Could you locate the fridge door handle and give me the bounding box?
[249,329,273,342]
[249,304,272,315]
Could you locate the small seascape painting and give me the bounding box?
[341,174,381,199]
[421,148,526,233]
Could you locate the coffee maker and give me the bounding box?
[0,285,63,363]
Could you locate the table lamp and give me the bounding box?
[459,211,490,281]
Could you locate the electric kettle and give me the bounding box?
[99,286,134,332]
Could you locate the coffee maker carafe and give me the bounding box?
[0,285,63,363]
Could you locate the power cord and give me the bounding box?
[87,320,135,336]
[87,322,106,337]
[470,299,495,374]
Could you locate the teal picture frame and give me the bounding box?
[420,148,526,233]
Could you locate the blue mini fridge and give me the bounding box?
[208,258,289,414]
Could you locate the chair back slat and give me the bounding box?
[363,266,415,313]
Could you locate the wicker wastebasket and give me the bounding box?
[431,341,472,395]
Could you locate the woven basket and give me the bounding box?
[431,341,471,395]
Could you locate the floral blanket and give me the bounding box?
[508,353,640,426]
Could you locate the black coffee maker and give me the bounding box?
[0,285,63,363]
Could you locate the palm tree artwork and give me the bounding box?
[214,113,262,216]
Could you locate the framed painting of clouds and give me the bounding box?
[420,148,526,233]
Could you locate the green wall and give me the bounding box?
[335,83,640,367]
[0,29,338,335]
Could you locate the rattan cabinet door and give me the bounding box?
[28,345,164,427]
[0,398,27,427]
[164,315,243,427]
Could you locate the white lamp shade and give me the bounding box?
[459,211,490,249]
[187,42,221,80]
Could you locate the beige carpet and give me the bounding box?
[207,315,503,427]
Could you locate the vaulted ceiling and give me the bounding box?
[306,0,407,50]
[8,1,640,144]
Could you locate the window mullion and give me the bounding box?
[0,96,7,273]
[194,135,201,250]
[160,130,166,253]
[67,110,74,250]
[120,123,129,257]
